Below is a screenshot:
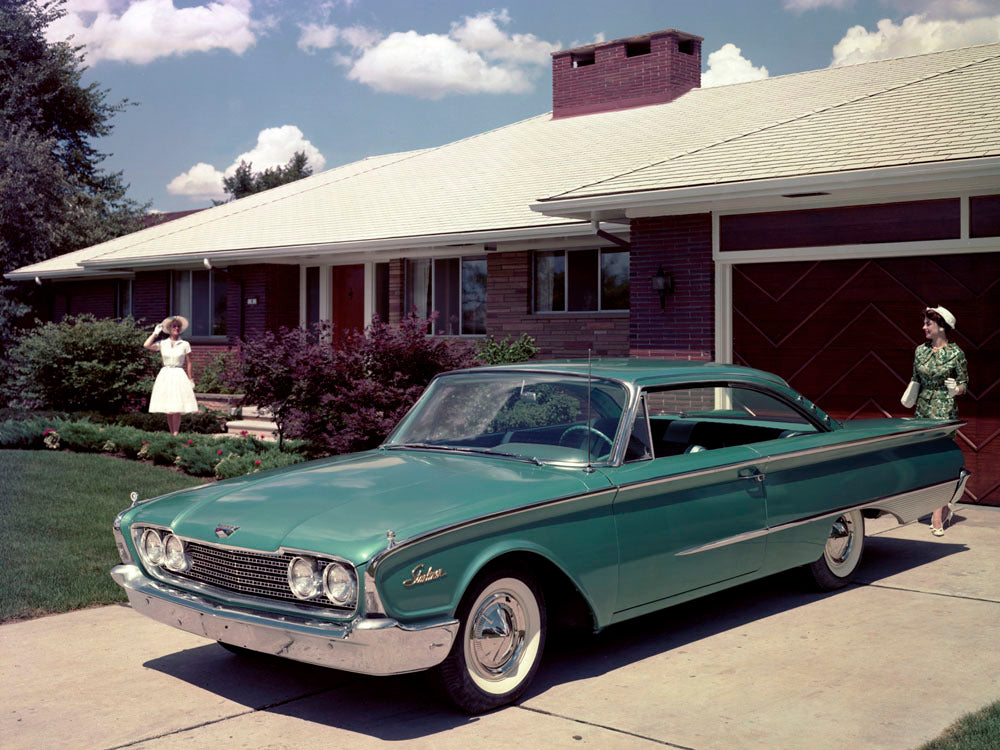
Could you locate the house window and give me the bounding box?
[405,257,486,335]
[115,280,133,319]
[171,270,227,337]
[305,266,320,329]
[534,248,629,312]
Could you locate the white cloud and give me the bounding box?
[166,162,226,201]
[701,44,770,87]
[783,0,856,10]
[347,30,534,98]
[831,13,1000,65]
[304,10,559,99]
[45,0,256,65]
[167,126,326,201]
[449,9,559,64]
[297,22,380,53]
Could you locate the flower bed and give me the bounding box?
[0,418,306,479]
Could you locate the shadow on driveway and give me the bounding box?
[139,527,967,741]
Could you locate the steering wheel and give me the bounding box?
[558,425,613,455]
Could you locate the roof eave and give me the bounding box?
[530,157,1000,221]
[78,221,615,270]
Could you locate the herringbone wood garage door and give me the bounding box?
[732,252,1000,505]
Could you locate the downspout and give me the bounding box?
[591,219,630,249]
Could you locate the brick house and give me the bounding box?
[7,28,1000,502]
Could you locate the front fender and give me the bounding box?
[371,487,619,627]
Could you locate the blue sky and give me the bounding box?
[45,0,1000,212]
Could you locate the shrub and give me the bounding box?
[232,315,478,456]
[0,419,51,449]
[8,315,158,413]
[115,408,227,435]
[195,351,238,394]
[475,333,540,365]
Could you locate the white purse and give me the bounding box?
[901,381,920,408]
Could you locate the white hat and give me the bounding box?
[926,306,956,330]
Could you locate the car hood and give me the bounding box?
[128,449,601,564]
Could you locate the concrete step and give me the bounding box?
[240,405,272,419]
[225,418,278,437]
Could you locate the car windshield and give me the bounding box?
[386,371,629,464]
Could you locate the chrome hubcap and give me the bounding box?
[470,592,526,679]
[826,515,854,565]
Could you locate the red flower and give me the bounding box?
[240,430,248,437]
[43,428,53,435]
[187,440,194,446]
[260,434,266,439]
[254,459,261,466]
[217,449,224,455]
[141,441,148,445]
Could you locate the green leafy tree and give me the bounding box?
[219,151,314,202]
[1,0,148,375]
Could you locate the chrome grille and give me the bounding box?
[173,541,348,611]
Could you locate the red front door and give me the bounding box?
[331,265,365,338]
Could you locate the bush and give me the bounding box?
[194,351,238,394]
[114,408,227,435]
[8,315,158,413]
[475,333,540,365]
[232,315,479,456]
[214,449,306,480]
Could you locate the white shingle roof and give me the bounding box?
[9,43,999,279]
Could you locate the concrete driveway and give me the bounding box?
[3,506,998,750]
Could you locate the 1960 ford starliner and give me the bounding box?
[111,360,968,712]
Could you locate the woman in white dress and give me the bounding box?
[144,315,198,435]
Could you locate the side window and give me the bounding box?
[644,384,817,456]
[625,394,653,462]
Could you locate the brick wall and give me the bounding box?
[133,271,170,325]
[629,214,714,360]
[486,250,629,358]
[552,29,702,119]
[226,264,299,343]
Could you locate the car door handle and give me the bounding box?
[738,466,766,483]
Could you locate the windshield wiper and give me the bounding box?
[385,443,541,465]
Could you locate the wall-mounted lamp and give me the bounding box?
[650,266,674,311]
[203,257,213,270]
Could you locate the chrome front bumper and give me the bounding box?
[111,564,458,676]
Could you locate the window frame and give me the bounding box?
[170,269,228,339]
[114,279,133,319]
[405,255,487,337]
[532,247,630,314]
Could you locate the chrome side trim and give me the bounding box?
[369,487,618,574]
[675,475,968,557]
[111,563,457,676]
[619,421,963,495]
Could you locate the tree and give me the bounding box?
[1,0,147,373]
[0,0,147,275]
[219,151,314,202]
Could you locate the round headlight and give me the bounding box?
[322,562,357,607]
[163,534,191,573]
[287,556,321,600]
[139,529,164,567]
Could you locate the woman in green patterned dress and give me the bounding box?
[902,306,968,535]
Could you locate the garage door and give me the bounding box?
[732,252,1000,506]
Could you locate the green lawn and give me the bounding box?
[0,450,205,622]
[922,701,1000,750]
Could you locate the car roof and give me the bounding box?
[449,359,790,388]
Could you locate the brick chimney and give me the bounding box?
[551,29,702,119]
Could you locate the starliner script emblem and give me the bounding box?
[214,524,239,538]
[402,563,447,587]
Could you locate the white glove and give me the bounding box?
[153,324,163,335]
[945,378,960,396]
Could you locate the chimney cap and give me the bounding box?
[551,28,703,58]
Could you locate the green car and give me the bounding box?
[111,360,968,712]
